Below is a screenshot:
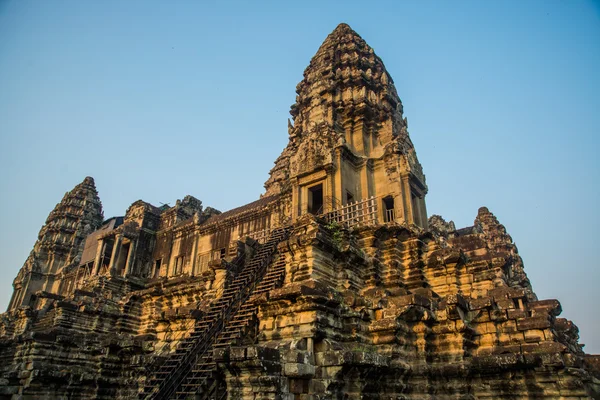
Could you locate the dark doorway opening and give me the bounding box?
[308,184,324,215]
[383,196,395,222]
[154,259,162,278]
[346,190,354,204]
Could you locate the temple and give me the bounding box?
[0,23,598,399]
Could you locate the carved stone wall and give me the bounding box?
[217,212,599,399]
[0,23,597,400]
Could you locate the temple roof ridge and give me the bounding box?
[290,22,398,121]
[317,22,362,49]
[310,22,378,70]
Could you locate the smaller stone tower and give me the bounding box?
[7,177,103,311]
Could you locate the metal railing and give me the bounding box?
[323,196,379,227]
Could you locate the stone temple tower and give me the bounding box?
[7,177,103,311]
[265,23,428,227]
[0,23,598,400]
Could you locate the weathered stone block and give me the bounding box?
[507,309,528,320]
[529,299,562,317]
[472,353,523,371]
[283,362,315,378]
[389,294,431,309]
[490,309,508,322]
[517,316,551,331]
[495,298,515,310]
[523,329,546,343]
[230,347,247,361]
[492,344,521,354]
[213,347,229,362]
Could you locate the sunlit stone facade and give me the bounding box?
[1,24,598,400]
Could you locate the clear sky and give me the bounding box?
[0,1,598,353]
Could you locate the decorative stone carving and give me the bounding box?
[0,23,597,400]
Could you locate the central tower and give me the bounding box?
[265,23,428,227]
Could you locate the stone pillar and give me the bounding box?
[360,163,369,201]
[190,233,199,276]
[108,235,123,276]
[395,192,405,224]
[307,337,315,364]
[292,179,299,221]
[74,266,81,290]
[419,197,428,229]
[212,261,228,299]
[326,169,334,213]
[92,239,105,275]
[414,196,423,227]
[402,176,414,224]
[334,150,343,205]
[7,288,19,311]
[124,239,137,276]
[354,122,365,154]
[15,275,30,308]
[14,289,24,309]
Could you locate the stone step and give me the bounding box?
[174,391,197,398]
[189,366,214,374]
[261,276,282,283]
[227,312,254,321]
[219,327,242,336]
[263,269,285,277]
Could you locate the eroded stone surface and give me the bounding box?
[0,23,598,400]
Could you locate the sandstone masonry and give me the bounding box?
[1,23,598,400]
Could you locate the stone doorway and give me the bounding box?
[308,183,324,215]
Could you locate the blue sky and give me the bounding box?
[0,1,598,353]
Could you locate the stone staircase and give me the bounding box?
[140,227,290,400]
[175,255,288,399]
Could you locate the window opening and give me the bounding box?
[116,242,130,275]
[308,184,324,215]
[174,256,184,275]
[154,259,162,278]
[383,196,395,223]
[346,190,354,204]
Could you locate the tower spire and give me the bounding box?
[7,177,103,311]
[289,22,402,135]
[265,23,427,228]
